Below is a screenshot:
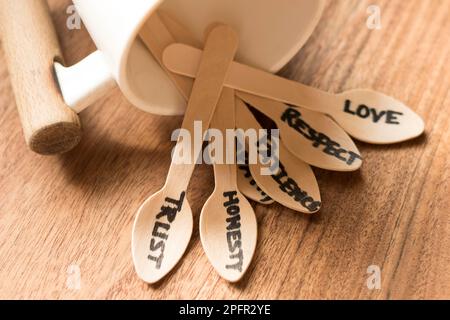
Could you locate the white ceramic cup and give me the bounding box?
[56,0,325,115]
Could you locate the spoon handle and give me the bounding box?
[163,44,336,114]
[141,15,238,190]
[209,88,238,191]
[141,16,239,191]
[163,26,239,192]
[140,12,193,100]
[0,0,82,154]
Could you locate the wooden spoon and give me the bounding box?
[141,12,274,205]
[238,92,362,172]
[132,25,239,283]
[142,14,319,212]
[163,44,425,144]
[235,98,322,214]
[142,17,263,278]
[200,88,258,282]
[141,13,361,172]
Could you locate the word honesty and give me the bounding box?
[224,191,244,272]
[281,107,362,166]
[147,192,185,269]
[344,100,403,124]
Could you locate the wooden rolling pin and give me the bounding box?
[0,0,82,155]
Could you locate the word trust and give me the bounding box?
[171,121,280,176]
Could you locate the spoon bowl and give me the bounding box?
[200,189,257,282]
[248,143,322,214]
[334,89,425,144]
[132,189,193,283]
[236,98,321,214]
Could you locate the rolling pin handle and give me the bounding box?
[0,0,82,155]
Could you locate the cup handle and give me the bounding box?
[55,50,115,113]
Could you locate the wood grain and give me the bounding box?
[0,0,448,299]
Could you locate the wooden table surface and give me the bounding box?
[0,0,449,300]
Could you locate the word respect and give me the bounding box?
[281,107,362,166]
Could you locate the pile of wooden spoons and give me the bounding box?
[132,12,425,284]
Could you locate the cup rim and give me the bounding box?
[116,0,165,111]
[116,0,326,115]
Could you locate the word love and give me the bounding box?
[281,107,362,166]
[147,192,185,269]
[344,100,404,124]
[224,191,244,272]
